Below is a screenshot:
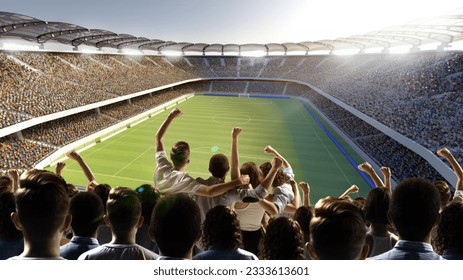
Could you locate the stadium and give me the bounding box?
[0,3,463,262]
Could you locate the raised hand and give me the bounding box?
[358,162,373,172]
[437,147,463,192]
[340,184,360,200]
[380,167,391,177]
[299,181,310,193]
[168,108,183,119]
[348,184,359,194]
[358,162,384,188]
[232,127,242,138]
[7,169,19,192]
[67,150,81,161]
[299,181,311,206]
[380,166,392,191]
[271,156,283,169]
[7,169,19,181]
[264,145,276,154]
[55,162,66,176]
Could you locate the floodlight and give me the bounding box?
[267,51,286,56]
[80,47,100,54]
[183,51,204,56]
[161,50,183,57]
[388,45,412,54]
[363,47,384,54]
[240,50,266,57]
[332,49,359,56]
[223,51,240,56]
[307,50,331,55]
[122,48,143,56]
[205,51,224,56]
[419,42,440,51]
[286,51,307,56]
[2,42,40,51]
[445,40,463,51]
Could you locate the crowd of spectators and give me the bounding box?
[356,134,443,181]
[22,111,116,147]
[0,138,54,171]
[283,52,463,163]
[0,52,195,128]
[247,81,285,95]
[237,57,267,78]
[210,80,247,93]
[1,50,461,181]
[100,102,146,121]
[170,53,463,166]
[199,80,301,96]
[0,52,118,120]
[1,86,190,171]
[181,57,218,77]
[0,109,30,128]
[131,89,185,110]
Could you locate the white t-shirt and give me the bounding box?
[154,151,202,195]
[234,203,265,231]
[272,167,295,214]
[194,177,268,223]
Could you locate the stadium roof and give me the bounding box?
[1,10,463,55]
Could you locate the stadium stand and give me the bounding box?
[0,12,462,181]
[1,50,462,184]
[1,10,463,262]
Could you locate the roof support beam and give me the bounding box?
[37,28,89,43]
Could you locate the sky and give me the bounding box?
[1,0,462,44]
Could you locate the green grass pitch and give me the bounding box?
[54,95,372,204]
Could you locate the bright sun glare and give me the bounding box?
[273,0,462,42]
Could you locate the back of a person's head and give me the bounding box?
[293,205,313,243]
[364,187,391,225]
[434,201,463,255]
[201,205,241,250]
[93,183,111,211]
[259,161,289,188]
[135,184,160,225]
[259,162,272,176]
[15,169,69,238]
[434,180,451,209]
[240,162,263,189]
[208,153,229,179]
[352,196,367,210]
[170,141,190,168]
[262,216,305,260]
[0,191,22,240]
[150,193,201,258]
[390,178,440,242]
[310,196,367,260]
[106,187,141,233]
[69,191,104,237]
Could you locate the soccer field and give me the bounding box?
[56,94,372,204]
